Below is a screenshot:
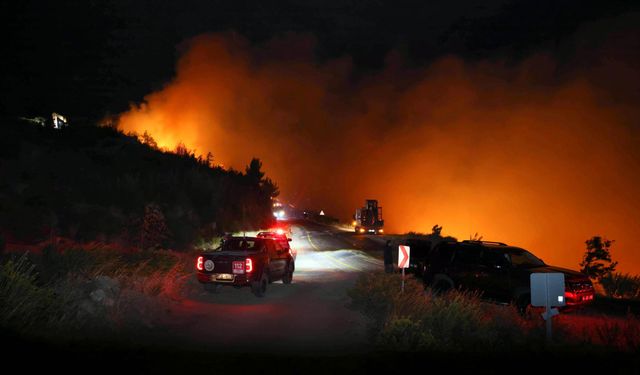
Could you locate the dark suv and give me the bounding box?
[423,240,595,311]
[196,236,295,297]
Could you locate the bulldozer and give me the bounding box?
[353,199,384,234]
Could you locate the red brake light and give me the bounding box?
[276,228,285,235]
[196,256,204,271]
[246,258,253,273]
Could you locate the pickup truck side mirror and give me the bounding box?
[288,238,292,241]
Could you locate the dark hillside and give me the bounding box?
[0,119,277,249]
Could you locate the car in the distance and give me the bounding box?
[422,240,595,312]
[196,236,295,297]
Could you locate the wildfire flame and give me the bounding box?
[116,32,640,273]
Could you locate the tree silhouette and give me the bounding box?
[580,236,618,281]
[205,152,214,168]
[141,203,170,250]
[262,177,280,199]
[140,131,158,149]
[245,157,265,185]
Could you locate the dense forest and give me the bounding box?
[0,118,278,250]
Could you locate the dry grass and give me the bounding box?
[349,271,640,353]
[1,246,193,338]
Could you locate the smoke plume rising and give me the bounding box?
[117,25,640,272]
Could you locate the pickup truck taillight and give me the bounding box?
[196,256,204,271]
[246,258,253,273]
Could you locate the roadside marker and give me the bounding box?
[398,245,410,293]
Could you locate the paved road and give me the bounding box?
[161,219,386,354]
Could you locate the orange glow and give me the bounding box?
[245,258,253,273]
[196,256,203,271]
[116,32,640,274]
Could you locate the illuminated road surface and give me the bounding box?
[162,220,386,354]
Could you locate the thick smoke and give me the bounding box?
[117,27,640,273]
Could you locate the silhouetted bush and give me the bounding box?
[600,273,640,300]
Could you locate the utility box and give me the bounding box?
[531,273,566,307]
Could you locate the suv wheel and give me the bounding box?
[282,262,294,284]
[252,272,268,297]
[432,274,454,294]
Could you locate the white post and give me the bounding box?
[545,277,552,342]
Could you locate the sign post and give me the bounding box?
[398,245,410,293]
[530,273,565,342]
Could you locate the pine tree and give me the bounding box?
[245,158,265,185]
[580,236,618,281]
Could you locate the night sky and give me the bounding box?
[2,0,638,121]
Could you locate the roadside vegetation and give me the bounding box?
[348,272,640,354]
[0,243,193,341]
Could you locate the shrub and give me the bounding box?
[349,272,530,352]
[0,253,87,334]
[599,273,640,300]
[376,317,436,351]
[420,289,488,350]
[348,272,427,338]
[120,249,184,275]
[38,245,122,284]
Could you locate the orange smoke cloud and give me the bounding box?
[117,32,640,273]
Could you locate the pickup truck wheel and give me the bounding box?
[203,283,221,293]
[252,273,268,297]
[282,262,294,284]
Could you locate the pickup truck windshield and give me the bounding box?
[506,249,545,268]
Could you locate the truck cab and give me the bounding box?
[354,199,384,234]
